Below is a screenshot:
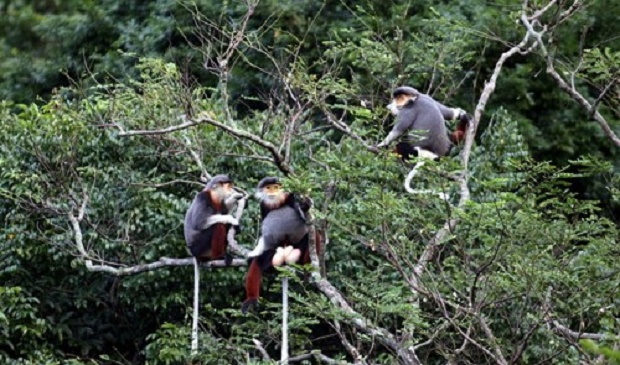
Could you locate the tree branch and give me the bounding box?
[227,196,250,257]
[69,193,250,276]
[252,339,272,361]
[183,132,211,182]
[116,115,217,136]
[551,320,620,341]
[287,351,354,365]
[407,1,542,296]
[331,320,368,365]
[520,1,620,147]
[320,105,380,153]
[478,315,508,365]
[306,211,421,365]
[199,116,293,175]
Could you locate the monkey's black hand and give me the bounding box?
[297,195,313,212]
[234,223,242,234]
[224,253,233,266]
[459,112,472,124]
[241,298,259,314]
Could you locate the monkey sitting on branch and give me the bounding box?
[242,177,321,314]
[376,86,470,197]
[184,174,244,352]
[184,174,243,264]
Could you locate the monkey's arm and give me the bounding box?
[297,195,312,212]
[202,214,239,229]
[224,191,244,210]
[247,237,265,257]
[377,130,401,148]
[290,194,312,222]
[435,101,466,121]
[377,110,418,148]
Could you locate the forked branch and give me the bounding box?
[69,193,250,276]
[519,2,620,147]
[306,211,422,365]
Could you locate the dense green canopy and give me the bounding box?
[1,1,619,364]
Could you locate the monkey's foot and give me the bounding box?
[241,298,259,314]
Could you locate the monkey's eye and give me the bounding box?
[265,184,281,192]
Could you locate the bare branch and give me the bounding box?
[409,217,459,291]
[199,116,293,175]
[306,212,421,365]
[227,197,251,257]
[472,27,532,158]
[220,0,257,67]
[69,193,250,276]
[218,0,257,123]
[551,321,620,341]
[287,351,354,365]
[252,339,272,361]
[128,179,204,188]
[331,320,368,365]
[519,2,620,147]
[320,106,380,153]
[406,1,550,295]
[589,78,618,118]
[528,0,558,20]
[510,323,542,364]
[116,115,216,136]
[183,132,211,182]
[401,5,557,359]
[478,315,508,365]
[282,106,309,165]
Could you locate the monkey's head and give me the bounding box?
[205,174,235,201]
[255,176,287,209]
[387,86,419,116]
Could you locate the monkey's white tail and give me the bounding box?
[191,257,200,355]
[404,161,449,200]
[281,276,289,364]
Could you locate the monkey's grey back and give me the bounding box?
[184,193,214,247]
[402,94,451,156]
[262,205,308,246]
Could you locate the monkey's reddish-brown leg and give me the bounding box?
[242,259,263,313]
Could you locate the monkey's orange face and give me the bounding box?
[394,94,412,107]
[387,94,414,116]
[257,183,286,208]
[263,183,283,196]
